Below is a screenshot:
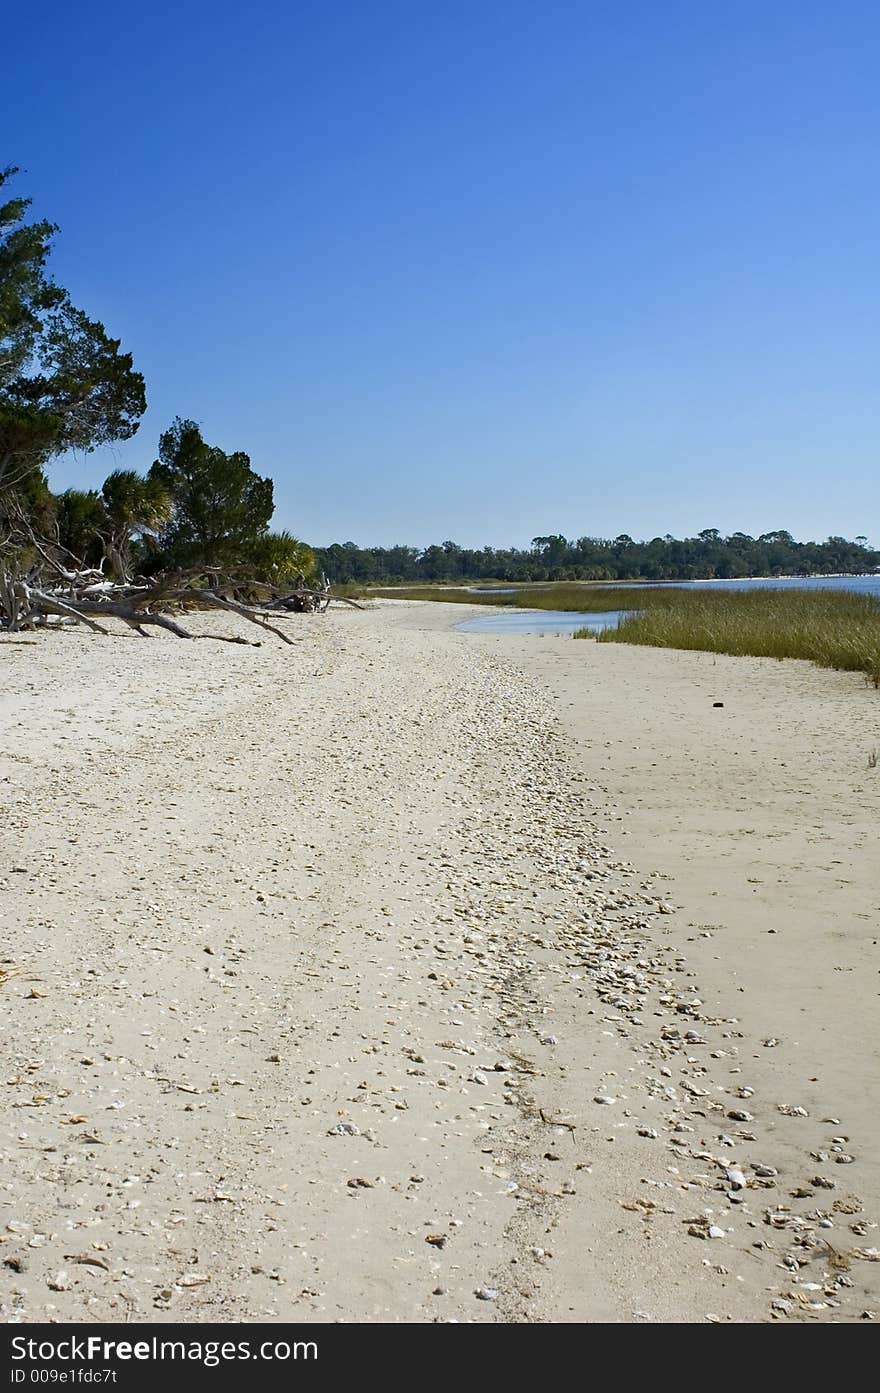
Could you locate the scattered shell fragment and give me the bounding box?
[833,1196,863,1215]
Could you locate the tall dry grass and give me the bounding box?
[371,583,674,611]
[586,588,880,684]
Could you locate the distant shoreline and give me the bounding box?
[558,571,880,585]
[650,571,880,583]
[368,571,880,590]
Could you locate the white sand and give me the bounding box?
[0,600,877,1323]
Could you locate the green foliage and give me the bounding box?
[314,532,880,585]
[53,487,105,566]
[244,530,315,582]
[100,469,171,577]
[0,167,146,490]
[0,175,61,385]
[0,467,55,567]
[149,418,274,568]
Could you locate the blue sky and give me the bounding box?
[6,1,880,547]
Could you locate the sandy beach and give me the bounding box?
[1,599,877,1324]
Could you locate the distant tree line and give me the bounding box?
[314,530,880,585]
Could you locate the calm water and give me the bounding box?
[622,575,880,596]
[455,574,880,636]
[456,609,631,636]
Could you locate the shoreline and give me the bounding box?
[1,601,877,1322]
[366,571,880,591]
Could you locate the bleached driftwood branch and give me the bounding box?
[0,560,363,642]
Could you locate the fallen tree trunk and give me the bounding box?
[0,561,362,642]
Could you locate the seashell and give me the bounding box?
[832,1196,862,1214]
[726,1168,747,1190]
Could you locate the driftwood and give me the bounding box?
[0,558,364,642]
[0,493,365,639]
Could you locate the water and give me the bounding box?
[456,609,630,636]
[455,574,880,636]
[617,575,880,596]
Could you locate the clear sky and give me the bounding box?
[6,1,879,548]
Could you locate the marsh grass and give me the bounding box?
[372,581,880,682]
[331,582,370,599]
[585,589,880,684]
[371,583,678,611]
[370,585,508,605]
